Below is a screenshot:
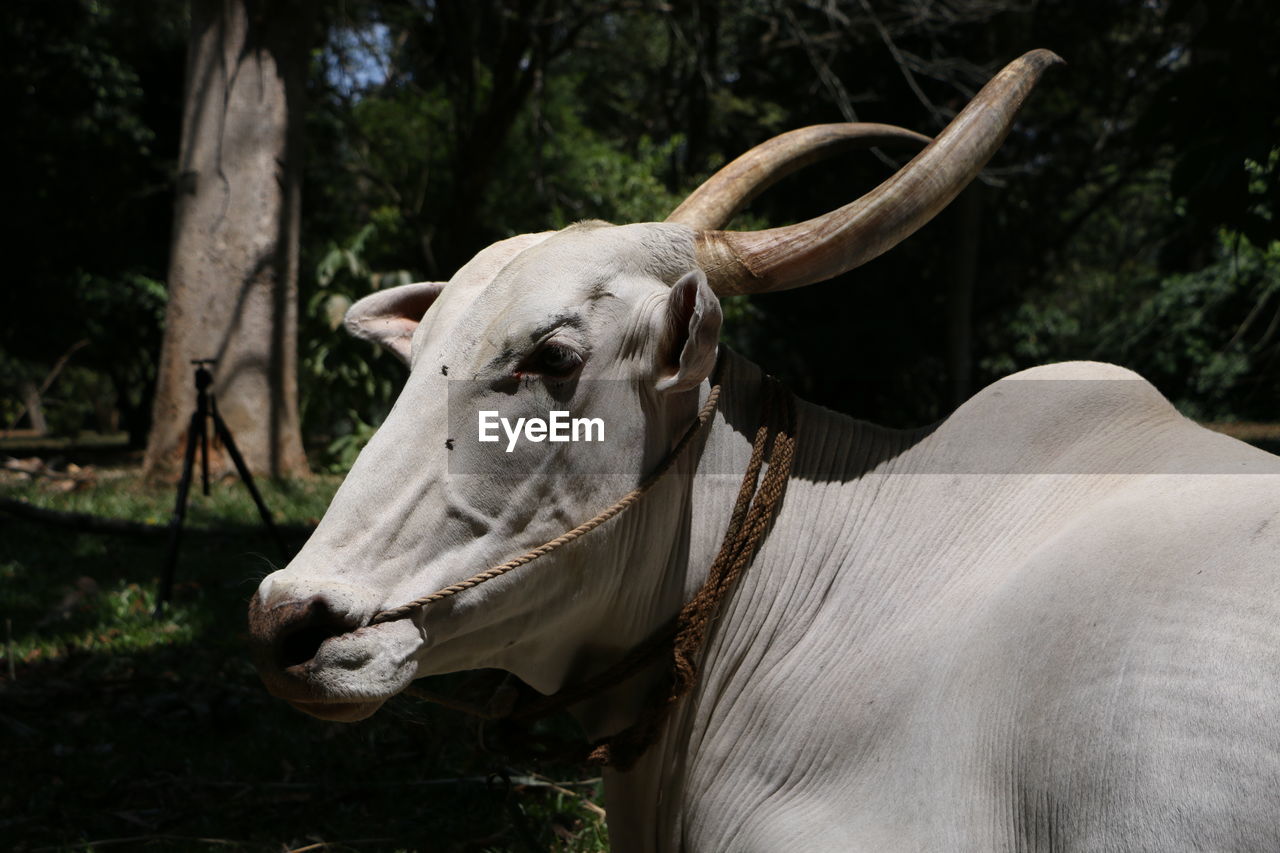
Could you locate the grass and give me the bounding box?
[0,465,609,852]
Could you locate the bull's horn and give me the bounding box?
[696,49,1064,296]
[666,123,931,231]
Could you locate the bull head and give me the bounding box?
[248,50,1061,725]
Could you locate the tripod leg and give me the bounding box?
[156,409,204,617]
[200,409,210,496]
[209,402,291,563]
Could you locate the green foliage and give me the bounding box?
[2,0,183,444]
[10,0,1280,449]
[493,72,689,228]
[79,271,168,345]
[323,411,382,472]
[1245,148,1279,223]
[1,271,167,440]
[0,350,35,427]
[550,132,687,227]
[984,150,1280,421]
[301,218,416,470]
[81,270,168,436]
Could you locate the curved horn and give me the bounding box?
[697,49,1064,296]
[667,123,931,231]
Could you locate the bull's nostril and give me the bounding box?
[279,623,343,669]
[248,594,361,673]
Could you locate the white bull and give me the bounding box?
[249,51,1280,850]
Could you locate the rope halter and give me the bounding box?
[368,382,724,626]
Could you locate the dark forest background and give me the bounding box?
[1,3,1278,850]
[3,0,1276,463]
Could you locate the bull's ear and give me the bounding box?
[343,281,446,365]
[656,269,722,393]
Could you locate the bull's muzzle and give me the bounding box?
[247,592,386,722]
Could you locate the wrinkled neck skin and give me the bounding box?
[595,347,922,851]
[560,348,770,735]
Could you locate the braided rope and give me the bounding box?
[586,377,795,769]
[367,384,723,626]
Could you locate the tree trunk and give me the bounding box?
[18,380,48,436]
[144,0,313,481]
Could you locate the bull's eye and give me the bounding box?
[522,341,583,379]
[532,342,583,376]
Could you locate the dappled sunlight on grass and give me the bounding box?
[2,572,200,666]
[0,466,344,529]
[0,467,609,852]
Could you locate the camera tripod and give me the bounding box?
[156,359,289,615]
